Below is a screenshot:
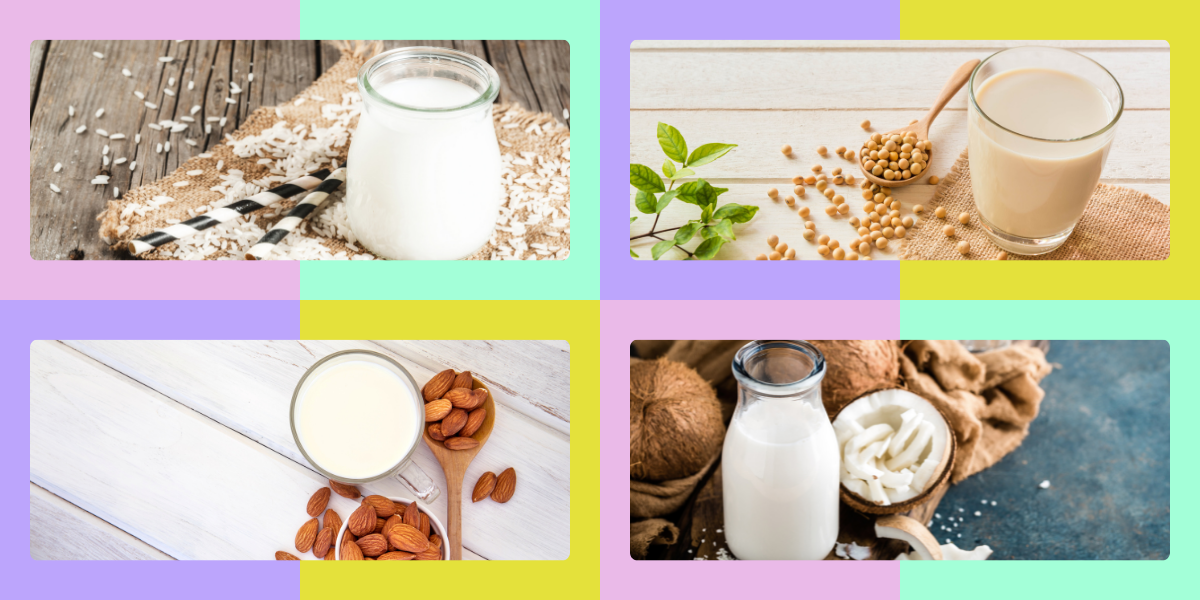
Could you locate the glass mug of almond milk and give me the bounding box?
[290,350,439,502]
[967,46,1123,255]
[723,341,839,560]
[346,47,503,260]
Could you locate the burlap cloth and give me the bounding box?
[98,41,570,260]
[629,340,1053,558]
[899,149,1169,260]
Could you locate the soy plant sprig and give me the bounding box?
[630,123,755,259]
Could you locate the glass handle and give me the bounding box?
[396,460,440,503]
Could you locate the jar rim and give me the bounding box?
[358,46,500,114]
[732,340,826,397]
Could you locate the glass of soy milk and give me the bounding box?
[967,47,1123,255]
[290,350,439,501]
[347,47,502,260]
[723,341,839,560]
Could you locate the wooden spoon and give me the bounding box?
[859,59,981,188]
[422,377,497,560]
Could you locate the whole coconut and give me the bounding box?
[809,340,902,416]
[630,358,725,481]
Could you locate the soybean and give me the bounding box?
[781,145,792,156]
[958,212,970,225]
[935,207,947,219]
[943,225,955,237]
[957,241,971,255]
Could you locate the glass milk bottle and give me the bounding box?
[723,340,840,560]
[347,47,502,260]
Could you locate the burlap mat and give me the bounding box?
[899,149,1169,260]
[98,41,570,260]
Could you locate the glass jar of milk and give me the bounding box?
[347,47,502,260]
[967,47,1123,255]
[723,341,839,560]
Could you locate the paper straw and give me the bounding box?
[244,168,347,260]
[127,168,332,255]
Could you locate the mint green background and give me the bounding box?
[297,0,598,299]
[900,301,1181,596]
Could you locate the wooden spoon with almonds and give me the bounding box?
[422,375,496,560]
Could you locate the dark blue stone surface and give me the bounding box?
[934,340,1169,560]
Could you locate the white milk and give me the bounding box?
[296,360,418,479]
[346,76,502,260]
[968,68,1115,240]
[722,398,840,560]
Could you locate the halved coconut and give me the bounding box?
[831,388,955,514]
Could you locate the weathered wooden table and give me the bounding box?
[30,40,570,260]
[30,340,570,560]
[629,40,1169,260]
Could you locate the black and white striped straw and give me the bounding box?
[244,168,347,260]
[127,168,332,255]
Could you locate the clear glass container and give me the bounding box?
[347,47,502,260]
[967,46,1123,255]
[722,341,840,560]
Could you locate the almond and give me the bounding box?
[357,533,388,557]
[428,423,446,441]
[364,494,396,518]
[295,518,319,552]
[323,508,342,534]
[465,388,488,410]
[419,513,430,538]
[313,527,333,558]
[425,399,452,422]
[403,500,420,529]
[373,517,386,534]
[441,408,468,436]
[444,387,475,408]
[492,467,517,503]
[423,369,455,402]
[461,407,486,437]
[387,523,430,553]
[444,436,479,450]
[383,514,402,539]
[324,546,336,561]
[348,503,377,536]
[275,551,300,560]
[453,370,473,390]
[340,528,356,548]
[329,479,360,499]
[472,472,497,502]
[393,500,408,515]
[378,551,415,560]
[414,546,442,560]
[429,533,443,551]
[306,487,331,517]
[340,539,364,560]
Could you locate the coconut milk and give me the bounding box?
[969,67,1114,240]
[295,360,418,480]
[722,398,840,560]
[346,76,502,260]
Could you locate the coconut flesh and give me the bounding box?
[833,389,949,505]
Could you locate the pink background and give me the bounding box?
[601,300,902,598]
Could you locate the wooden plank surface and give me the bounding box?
[31,40,569,260]
[35,340,568,560]
[630,40,1170,260]
[30,483,174,561]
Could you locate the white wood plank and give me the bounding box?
[631,50,1168,109]
[30,482,174,560]
[632,40,1170,50]
[57,340,567,560]
[631,109,1169,182]
[371,340,570,435]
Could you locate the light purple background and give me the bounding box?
[601,0,903,300]
[601,300,902,598]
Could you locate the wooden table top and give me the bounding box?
[29,40,570,260]
[30,340,570,560]
[629,40,1169,261]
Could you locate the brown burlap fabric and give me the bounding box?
[631,519,680,560]
[98,41,569,260]
[900,149,1169,260]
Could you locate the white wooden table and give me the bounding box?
[30,340,570,560]
[630,40,1170,260]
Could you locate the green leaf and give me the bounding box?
[676,179,717,207]
[662,160,676,178]
[712,203,760,224]
[700,203,714,223]
[686,143,737,167]
[630,164,665,193]
[655,189,679,214]
[694,181,718,207]
[657,123,688,164]
[634,190,657,214]
[694,237,725,259]
[630,216,638,223]
[712,186,729,197]
[671,168,695,180]
[712,218,735,242]
[674,222,702,245]
[651,239,677,260]
[630,248,639,258]
[699,225,719,240]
